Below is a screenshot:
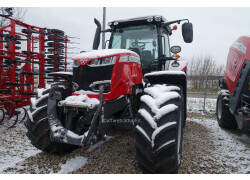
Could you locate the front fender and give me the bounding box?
[48,72,73,82]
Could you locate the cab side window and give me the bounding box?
[161,28,171,70]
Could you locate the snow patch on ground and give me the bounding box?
[57,156,88,174]
[0,122,41,173]
[187,97,216,114]
[188,118,250,173]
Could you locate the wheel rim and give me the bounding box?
[217,98,222,119]
[177,107,182,165]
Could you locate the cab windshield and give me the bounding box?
[110,24,159,73]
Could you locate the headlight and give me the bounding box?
[92,59,100,65]
[88,56,116,67]
[73,60,80,67]
[102,57,113,64]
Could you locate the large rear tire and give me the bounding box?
[25,86,79,154]
[135,84,184,173]
[216,90,238,129]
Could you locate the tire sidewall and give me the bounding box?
[216,93,223,126]
[176,87,184,168]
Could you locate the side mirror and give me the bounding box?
[92,18,101,50]
[170,46,181,54]
[182,22,193,43]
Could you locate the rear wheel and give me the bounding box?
[216,90,238,129]
[25,86,79,154]
[135,84,184,173]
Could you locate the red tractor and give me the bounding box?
[25,15,193,173]
[217,36,250,130]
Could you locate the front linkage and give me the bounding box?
[47,84,107,146]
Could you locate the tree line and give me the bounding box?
[187,55,225,90]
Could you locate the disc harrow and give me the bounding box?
[0,8,78,127]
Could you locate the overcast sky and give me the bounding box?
[24,7,250,65]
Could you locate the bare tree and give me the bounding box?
[0,7,27,28]
[187,55,225,89]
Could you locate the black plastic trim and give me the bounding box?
[229,60,250,114]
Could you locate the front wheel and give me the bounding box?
[25,86,79,154]
[135,84,184,173]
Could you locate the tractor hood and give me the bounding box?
[72,49,139,66]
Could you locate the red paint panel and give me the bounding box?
[224,36,250,93]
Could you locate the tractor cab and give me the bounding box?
[93,15,193,74]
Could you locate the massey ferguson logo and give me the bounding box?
[80,59,89,65]
[232,59,237,71]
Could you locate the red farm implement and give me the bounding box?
[0,8,72,128]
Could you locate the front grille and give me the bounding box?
[73,64,114,91]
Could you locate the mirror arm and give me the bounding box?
[104,40,110,49]
[163,19,189,26]
[101,29,112,33]
[160,57,176,61]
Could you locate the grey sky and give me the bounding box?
[24,7,250,65]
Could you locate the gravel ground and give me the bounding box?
[0,112,249,174]
[180,114,250,174]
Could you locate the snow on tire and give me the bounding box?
[135,84,184,173]
[216,90,238,129]
[25,86,79,154]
